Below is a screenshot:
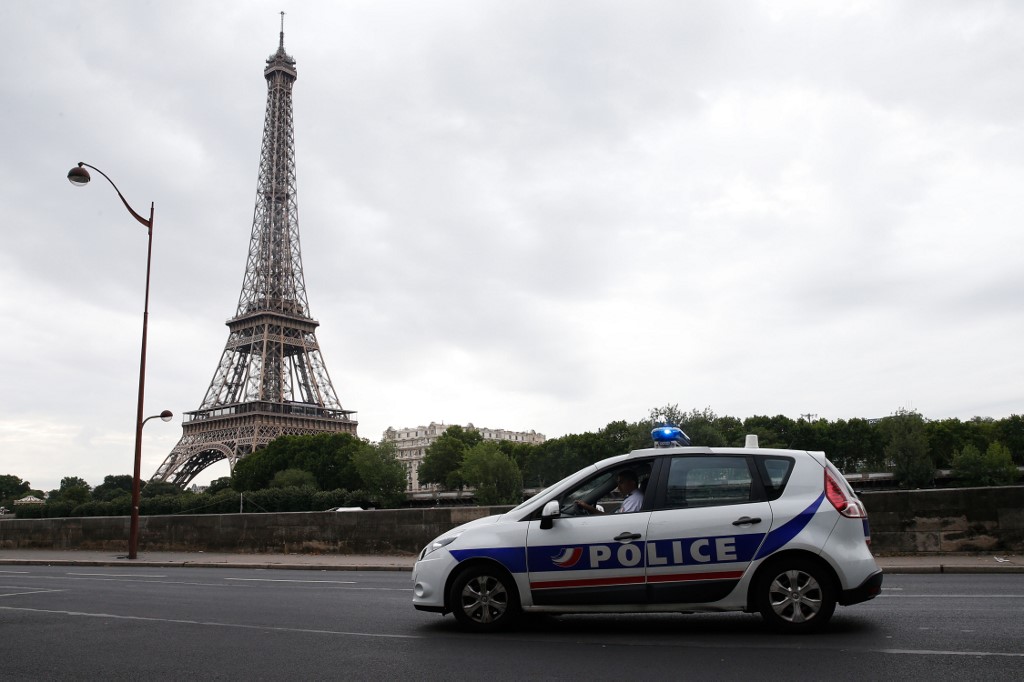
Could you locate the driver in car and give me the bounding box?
[575,470,643,514]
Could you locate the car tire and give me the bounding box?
[449,564,521,632]
[754,558,837,633]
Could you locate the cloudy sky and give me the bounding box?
[2,0,1021,492]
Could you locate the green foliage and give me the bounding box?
[206,477,233,494]
[50,476,92,505]
[0,474,31,506]
[743,415,797,448]
[92,475,134,502]
[352,440,406,505]
[460,441,524,505]
[881,410,934,488]
[141,481,183,498]
[952,442,1019,487]
[270,468,319,489]
[419,425,482,490]
[649,405,730,446]
[993,415,1024,465]
[13,408,1024,516]
[231,433,364,492]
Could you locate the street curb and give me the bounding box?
[0,559,412,572]
[879,565,1024,574]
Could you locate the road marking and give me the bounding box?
[878,594,1024,598]
[0,589,65,598]
[881,649,1024,658]
[224,578,356,584]
[67,572,167,578]
[0,605,422,640]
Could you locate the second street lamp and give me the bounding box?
[67,162,165,560]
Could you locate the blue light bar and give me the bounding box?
[651,426,691,446]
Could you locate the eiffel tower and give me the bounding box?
[153,21,357,487]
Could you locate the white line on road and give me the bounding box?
[0,570,30,574]
[223,578,356,584]
[881,649,1024,658]
[878,594,1024,598]
[0,589,65,598]
[1,604,1021,656]
[67,573,167,578]
[0,605,422,639]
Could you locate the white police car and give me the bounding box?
[412,428,882,633]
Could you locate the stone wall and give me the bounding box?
[0,506,507,555]
[1,486,1021,555]
[860,486,1024,554]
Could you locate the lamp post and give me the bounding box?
[67,162,164,560]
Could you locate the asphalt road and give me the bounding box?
[1,566,1021,680]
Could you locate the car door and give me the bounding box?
[643,454,772,604]
[524,464,653,606]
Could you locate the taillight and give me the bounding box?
[825,469,867,519]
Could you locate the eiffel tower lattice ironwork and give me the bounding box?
[153,24,357,487]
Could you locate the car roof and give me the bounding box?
[614,446,824,463]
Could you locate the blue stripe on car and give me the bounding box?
[449,546,528,573]
[753,492,825,560]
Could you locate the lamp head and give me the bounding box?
[159,410,173,422]
[67,165,91,186]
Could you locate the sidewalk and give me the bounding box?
[0,549,1021,573]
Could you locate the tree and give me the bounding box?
[206,477,233,494]
[419,426,482,490]
[352,440,406,504]
[952,442,1019,487]
[881,410,933,488]
[743,415,798,448]
[141,481,183,498]
[646,405,728,446]
[0,474,31,507]
[460,441,523,505]
[50,476,92,505]
[270,468,318,489]
[231,433,364,492]
[993,415,1024,465]
[92,475,133,502]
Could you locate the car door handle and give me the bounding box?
[614,532,642,542]
[732,516,762,526]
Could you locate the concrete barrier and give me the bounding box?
[1,486,1021,555]
[0,506,511,555]
[860,486,1024,554]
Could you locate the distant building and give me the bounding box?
[13,495,45,505]
[383,422,546,498]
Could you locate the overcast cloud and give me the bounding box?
[1,0,1021,492]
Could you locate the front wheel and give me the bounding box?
[449,564,521,632]
[754,559,837,633]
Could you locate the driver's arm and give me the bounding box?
[575,499,604,514]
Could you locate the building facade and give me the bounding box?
[384,423,546,499]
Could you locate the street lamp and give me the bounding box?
[67,161,164,560]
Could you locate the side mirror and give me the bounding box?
[539,500,560,529]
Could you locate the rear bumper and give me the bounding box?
[839,569,883,606]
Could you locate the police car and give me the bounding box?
[412,428,882,633]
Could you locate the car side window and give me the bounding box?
[757,456,794,500]
[665,456,757,508]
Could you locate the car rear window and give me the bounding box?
[758,457,794,500]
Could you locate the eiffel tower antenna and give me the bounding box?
[153,22,357,487]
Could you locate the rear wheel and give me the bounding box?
[449,564,521,632]
[755,559,836,633]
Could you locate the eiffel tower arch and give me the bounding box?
[153,22,357,488]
